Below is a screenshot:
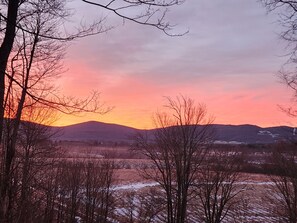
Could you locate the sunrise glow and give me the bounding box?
[51,0,297,129]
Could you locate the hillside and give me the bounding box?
[52,121,296,144]
[53,121,139,142]
[213,124,294,144]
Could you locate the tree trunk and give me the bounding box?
[0,0,19,144]
[0,2,19,219]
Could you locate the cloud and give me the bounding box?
[54,0,295,128]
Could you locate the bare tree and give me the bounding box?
[0,104,61,223]
[259,4,297,220]
[0,7,67,218]
[0,0,185,143]
[117,190,139,222]
[41,159,116,223]
[116,188,165,223]
[14,106,60,223]
[0,1,185,221]
[261,1,297,115]
[0,1,105,219]
[83,159,115,223]
[0,1,185,218]
[40,165,61,223]
[267,145,297,223]
[137,188,165,223]
[135,96,214,223]
[194,151,245,223]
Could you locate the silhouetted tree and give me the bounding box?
[0,0,185,143]
[83,160,115,223]
[0,1,186,221]
[136,96,214,223]
[267,145,297,223]
[15,107,59,223]
[0,1,185,218]
[0,105,60,223]
[194,151,245,223]
[262,1,297,116]
[116,188,165,223]
[0,2,105,219]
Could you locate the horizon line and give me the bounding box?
[49,120,296,130]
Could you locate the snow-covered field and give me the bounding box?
[60,144,286,222]
[113,182,159,191]
[112,176,283,223]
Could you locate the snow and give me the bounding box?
[257,130,279,138]
[113,181,274,192]
[214,140,244,145]
[113,182,159,191]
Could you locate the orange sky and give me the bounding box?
[55,65,295,129]
[51,1,297,129]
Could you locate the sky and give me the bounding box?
[54,0,296,129]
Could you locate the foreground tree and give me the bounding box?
[15,108,59,223]
[267,144,297,223]
[194,152,245,223]
[261,4,297,221]
[136,96,214,223]
[0,1,184,221]
[0,0,186,142]
[0,5,70,219]
[116,188,165,222]
[0,105,59,222]
[261,1,297,115]
[83,160,115,223]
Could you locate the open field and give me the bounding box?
[58,142,288,222]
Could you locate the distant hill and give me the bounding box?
[53,121,139,142]
[52,121,296,144]
[212,124,295,144]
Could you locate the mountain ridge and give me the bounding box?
[51,121,296,144]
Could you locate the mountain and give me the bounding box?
[53,121,139,142]
[212,124,294,144]
[52,121,296,144]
